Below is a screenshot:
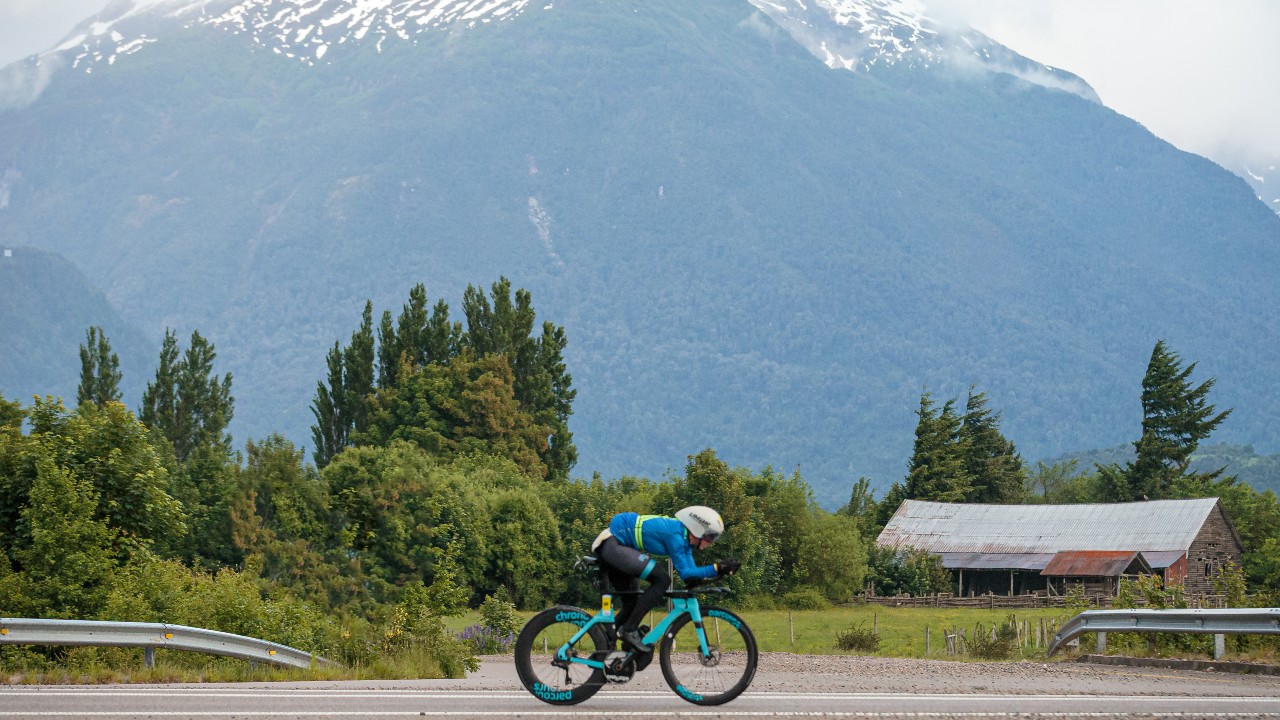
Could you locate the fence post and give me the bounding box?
[788,610,794,646]
[925,626,930,655]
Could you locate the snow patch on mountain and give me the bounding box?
[1240,160,1280,216]
[17,0,1096,104]
[746,0,1098,102]
[205,0,538,64]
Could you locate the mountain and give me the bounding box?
[1240,156,1280,216]
[1042,443,1280,498]
[2,0,1278,507]
[0,246,153,408]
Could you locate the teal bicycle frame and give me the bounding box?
[553,594,710,669]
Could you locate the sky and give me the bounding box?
[926,0,1280,172]
[0,0,1277,171]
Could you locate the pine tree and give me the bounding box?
[1127,340,1232,500]
[76,326,123,408]
[959,387,1026,503]
[904,391,970,502]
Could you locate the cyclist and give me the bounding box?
[591,506,740,652]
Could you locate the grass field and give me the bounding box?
[738,606,1071,657]
[476,604,1078,660]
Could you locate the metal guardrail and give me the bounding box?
[0,618,335,670]
[1048,608,1280,659]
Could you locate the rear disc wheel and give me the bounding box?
[513,606,608,705]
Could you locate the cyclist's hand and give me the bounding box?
[715,558,741,578]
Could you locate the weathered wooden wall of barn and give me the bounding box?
[1184,502,1244,594]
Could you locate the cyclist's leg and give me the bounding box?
[625,562,668,634]
[596,538,667,643]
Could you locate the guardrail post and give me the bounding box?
[144,647,155,669]
[1096,631,1106,654]
[1214,634,1225,660]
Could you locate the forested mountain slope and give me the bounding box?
[2,0,1278,505]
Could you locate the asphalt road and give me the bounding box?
[4,654,1280,719]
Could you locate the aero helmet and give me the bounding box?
[675,505,724,542]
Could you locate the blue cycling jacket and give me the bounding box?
[608,512,718,581]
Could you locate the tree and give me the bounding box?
[959,387,1026,503]
[324,442,484,604]
[903,391,970,502]
[140,329,234,463]
[655,449,774,595]
[76,326,123,408]
[793,512,867,601]
[358,353,553,479]
[230,434,364,612]
[9,397,186,555]
[0,390,23,429]
[377,285,461,389]
[330,279,575,480]
[14,457,119,618]
[1128,340,1233,500]
[312,302,376,468]
[462,278,576,481]
[1026,459,1101,503]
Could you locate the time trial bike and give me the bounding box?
[513,555,758,705]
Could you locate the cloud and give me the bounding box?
[923,0,1280,166]
[0,54,62,110]
[0,0,112,68]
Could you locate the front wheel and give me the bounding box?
[514,605,608,705]
[658,605,758,705]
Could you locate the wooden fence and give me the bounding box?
[856,592,1232,610]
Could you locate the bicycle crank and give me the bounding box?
[603,651,636,683]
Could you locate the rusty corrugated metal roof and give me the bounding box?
[877,498,1220,555]
[1040,550,1152,577]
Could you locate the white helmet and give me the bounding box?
[675,506,724,541]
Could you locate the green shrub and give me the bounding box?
[968,615,1018,660]
[834,621,880,653]
[780,587,830,610]
[478,588,520,637]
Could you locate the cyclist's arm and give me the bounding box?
[669,541,717,581]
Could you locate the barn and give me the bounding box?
[876,498,1242,596]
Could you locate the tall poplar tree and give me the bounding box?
[1127,340,1232,500]
[140,329,234,462]
[376,284,460,389]
[312,302,376,467]
[76,326,122,408]
[318,279,575,480]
